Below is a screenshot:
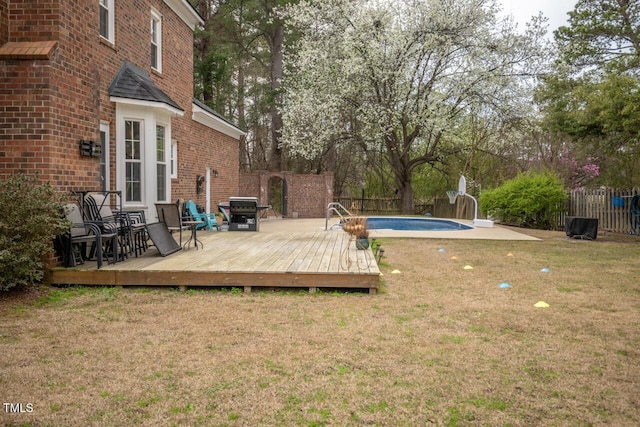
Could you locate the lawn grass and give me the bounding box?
[1,228,639,426]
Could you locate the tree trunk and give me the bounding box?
[399,177,414,214]
[388,160,415,215]
[386,133,416,214]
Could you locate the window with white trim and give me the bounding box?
[171,139,178,179]
[100,122,110,192]
[156,125,167,201]
[115,104,174,215]
[151,9,162,72]
[99,0,115,44]
[124,120,142,202]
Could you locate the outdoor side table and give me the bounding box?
[182,220,204,249]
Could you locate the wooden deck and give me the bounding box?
[47,230,381,294]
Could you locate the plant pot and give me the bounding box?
[355,237,369,250]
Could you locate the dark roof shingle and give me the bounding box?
[109,61,183,112]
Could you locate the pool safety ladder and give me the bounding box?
[326,202,352,230]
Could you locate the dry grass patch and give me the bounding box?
[1,229,639,426]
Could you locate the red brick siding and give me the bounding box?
[4,0,62,42]
[0,55,64,183]
[172,119,240,206]
[1,0,240,202]
[2,0,103,191]
[0,1,8,45]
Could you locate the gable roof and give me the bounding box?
[192,98,246,140]
[109,61,183,115]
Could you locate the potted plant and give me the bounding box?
[355,229,370,250]
[343,216,370,250]
[214,211,224,226]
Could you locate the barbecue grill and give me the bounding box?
[228,196,259,231]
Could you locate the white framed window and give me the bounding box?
[156,124,168,201]
[99,121,110,192]
[151,9,162,72]
[124,120,143,203]
[171,139,178,179]
[99,0,115,44]
[115,104,173,215]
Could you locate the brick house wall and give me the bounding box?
[0,0,242,212]
[0,2,7,45]
[174,118,240,208]
[0,1,66,186]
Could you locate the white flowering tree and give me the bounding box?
[281,0,549,213]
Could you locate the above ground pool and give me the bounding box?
[365,216,473,231]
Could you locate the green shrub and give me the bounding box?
[0,174,69,291]
[479,171,566,229]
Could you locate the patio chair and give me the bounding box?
[84,192,135,258]
[62,203,117,269]
[185,200,219,231]
[145,222,182,256]
[217,202,232,223]
[128,210,149,256]
[155,203,190,246]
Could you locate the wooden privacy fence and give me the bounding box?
[568,188,639,234]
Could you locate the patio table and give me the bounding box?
[182,220,204,249]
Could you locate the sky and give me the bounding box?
[498,0,577,37]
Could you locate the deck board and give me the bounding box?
[308,232,333,272]
[47,229,380,293]
[328,233,345,272]
[285,232,320,272]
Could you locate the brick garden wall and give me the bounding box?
[287,172,334,218]
[239,171,333,218]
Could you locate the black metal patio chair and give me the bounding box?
[155,202,190,246]
[84,192,135,259]
[61,202,118,269]
[127,209,149,256]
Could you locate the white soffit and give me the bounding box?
[164,0,204,30]
[192,103,245,140]
[110,96,184,116]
